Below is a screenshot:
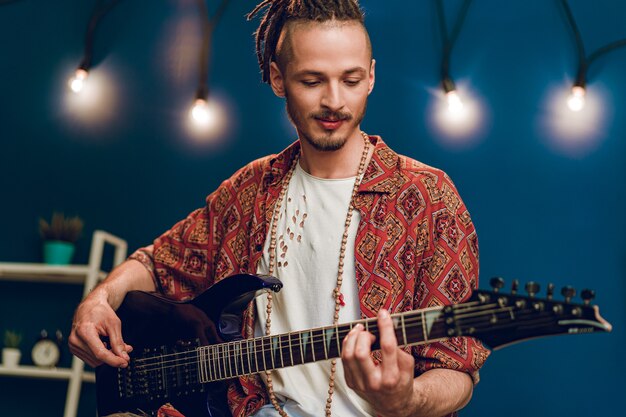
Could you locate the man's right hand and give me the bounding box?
[68,258,156,368]
[69,289,133,368]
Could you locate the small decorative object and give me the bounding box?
[31,330,61,368]
[39,212,84,265]
[2,330,23,367]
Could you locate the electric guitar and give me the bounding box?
[94,274,612,417]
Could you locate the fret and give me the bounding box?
[233,342,239,376]
[220,344,227,380]
[246,340,252,373]
[335,324,342,356]
[217,345,224,380]
[288,332,294,366]
[365,319,370,332]
[278,335,285,368]
[299,332,306,364]
[310,330,316,362]
[322,328,328,359]
[400,314,408,346]
[239,340,245,376]
[226,343,232,378]
[421,311,429,342]
[270,336,276,370]
[261,337,268,371]
[207,347,213,381]
[212,345,219,381]
[198,347,206,382]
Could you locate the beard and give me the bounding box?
[285,93,368,152]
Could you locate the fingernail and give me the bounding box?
[122,351,130,360]
[379,309,389,318]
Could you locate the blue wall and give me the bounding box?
[1,0,624,415]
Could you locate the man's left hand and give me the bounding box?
[341,309,418,417]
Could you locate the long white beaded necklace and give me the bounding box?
[263,131,371,417]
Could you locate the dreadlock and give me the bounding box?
[247,0,368,83]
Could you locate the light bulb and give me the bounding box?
[68,69,89,93]
[567,85,586,112]
[446,90,464,115]
[191,98,212,124]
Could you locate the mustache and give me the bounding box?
[311,110,352,122]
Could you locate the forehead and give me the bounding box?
[285,21,371,74]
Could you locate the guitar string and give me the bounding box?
[130,300,488,366]
[125,317,552,382]
[126,312,566,387]
[129,304,565,370]
[129,305,564,373]
[128,312,566,387]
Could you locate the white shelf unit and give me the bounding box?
[0,230,127,417]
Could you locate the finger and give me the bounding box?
[342,323,363,360]
[106,316,130,362]
[342,324,365,389]
[352,330,378,390]
[377,309,399,368]
[81,325,128,367]
[71,344,101,368]
[69,332,102,367]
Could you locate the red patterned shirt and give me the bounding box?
[130,136,490,417]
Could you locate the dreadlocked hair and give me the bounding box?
[247,0,366,83]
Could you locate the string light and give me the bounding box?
[68,68,89,93]
[68,0,121,95]
[442,77,465,117]
[560,0,626,113]
[189,0,230,133]
[434,0,474,128]
[566,85,586,112]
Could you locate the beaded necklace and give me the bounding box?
[263,131,371,417]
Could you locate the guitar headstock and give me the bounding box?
[450,277,612,350]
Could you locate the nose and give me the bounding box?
[320,81,344,111]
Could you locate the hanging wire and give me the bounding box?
[559,0,626,87]
[195,0,231,100]
[79,0,122,71]
[435,0,473,92]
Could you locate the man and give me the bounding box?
[69,1,489,416]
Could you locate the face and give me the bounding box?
[270,21,375,152]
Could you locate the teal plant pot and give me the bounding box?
[43,241,76,265]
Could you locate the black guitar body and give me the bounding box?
[95,274,283,417]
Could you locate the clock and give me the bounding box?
[31,330,61,367]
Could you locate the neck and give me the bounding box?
[298,129,372,179]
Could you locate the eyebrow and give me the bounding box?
[294,67,367,77]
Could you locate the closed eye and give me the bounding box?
[301,80,320,87]
[344,79,362,87]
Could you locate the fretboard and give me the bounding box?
[195,306,448,383]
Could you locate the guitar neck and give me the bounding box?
[196,306,449,383]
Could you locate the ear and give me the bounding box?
[368,59,376,95]
[269,62,286,98]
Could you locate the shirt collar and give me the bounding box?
[266,135,403,195]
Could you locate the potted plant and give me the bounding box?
[2,330,22,367]
[39,212,84,265]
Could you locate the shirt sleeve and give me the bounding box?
[128,206,215,301]
[412,171,490,384]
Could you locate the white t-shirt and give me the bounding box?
[255,162,375,417]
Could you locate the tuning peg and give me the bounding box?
[490,277,505,293]
[561,286,576,303]
[525,281,540,298]
[546,283,555,300]
[581,289,595,306]
[511,279,519,295]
